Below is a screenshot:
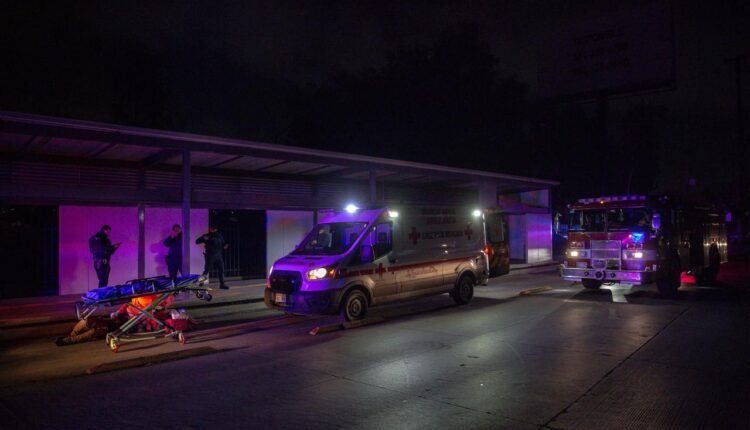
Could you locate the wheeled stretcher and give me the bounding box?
[75,274,211,352]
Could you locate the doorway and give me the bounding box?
[0,206,58,298]
[208,209,267,279]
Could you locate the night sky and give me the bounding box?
[1,1,748,205]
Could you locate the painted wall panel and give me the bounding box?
[59,206,138,295]
[144,208,208,278]
[266,210,314,273]
[526,214,553,264]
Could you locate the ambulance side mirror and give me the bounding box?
[359,245,374,263]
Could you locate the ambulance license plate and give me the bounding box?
[274,293,287,304]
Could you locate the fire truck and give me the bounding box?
[559,195,727,295]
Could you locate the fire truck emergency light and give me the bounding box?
[344,203,359,214]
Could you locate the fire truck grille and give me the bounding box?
[591,240,620,258]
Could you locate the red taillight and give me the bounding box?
[484,244,492,256]
[266,278,271,288]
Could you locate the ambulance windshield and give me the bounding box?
[293,222,368,255]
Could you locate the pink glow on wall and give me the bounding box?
[144,208,208,278]
[266,210,314,273]
[59,206,138,295]
[59,206,209,295]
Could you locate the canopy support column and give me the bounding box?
[182,149,191,274]
[369,170,377,203]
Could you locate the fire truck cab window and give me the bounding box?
[568,210,606,232]
[606,208,652,231]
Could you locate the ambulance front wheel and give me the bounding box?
[451,274,474,305]
[341,289,368,322]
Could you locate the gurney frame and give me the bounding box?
[75,275,211,353]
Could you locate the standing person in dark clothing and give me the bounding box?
[163,224,183,283]
[88,225,120,287]
[708,240,721,281]
[196,226,229,289]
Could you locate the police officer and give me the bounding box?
[196,225,229,289]
[163,224,183,283]
[89,225,120,287]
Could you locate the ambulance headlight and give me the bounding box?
[472,209,482,217]
[345,204,359,214]
[569,250,579,257]
[307,267,336,280]
[633,251,643,259]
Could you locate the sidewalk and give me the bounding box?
[0,279,266,341]
[1,262,561,332]
[509,259,560,275]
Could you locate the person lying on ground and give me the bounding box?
[55,314,126,346]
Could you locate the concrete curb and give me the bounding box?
[0,289,266,332]
[309,316,385,335]
[518,286,553,296]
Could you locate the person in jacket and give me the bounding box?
[55,313,127,346]
[163,224,183,283]
[88,225,120,287]
[708,240,721,280]
[196,226,229,289]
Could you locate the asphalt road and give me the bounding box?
[1,271,749,430]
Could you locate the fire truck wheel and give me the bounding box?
[341,289,368,322]
[581,279,603,289]
[451,274,475,305]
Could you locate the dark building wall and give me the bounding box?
[0,206,58,298]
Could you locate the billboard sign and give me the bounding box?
[538,1,673,100]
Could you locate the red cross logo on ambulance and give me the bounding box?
[464,223,474,240]
[375,263,386,278]
[409,227,420,245]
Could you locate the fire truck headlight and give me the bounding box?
[633,251,644,259]
[569,250,579,257]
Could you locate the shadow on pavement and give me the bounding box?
[567,282,746,306]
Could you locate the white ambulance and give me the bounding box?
[265,205,489,321]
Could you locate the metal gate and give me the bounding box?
[208,209,266,279]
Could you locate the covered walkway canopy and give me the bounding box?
[0,111,557,208]
[0,111,558,278]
